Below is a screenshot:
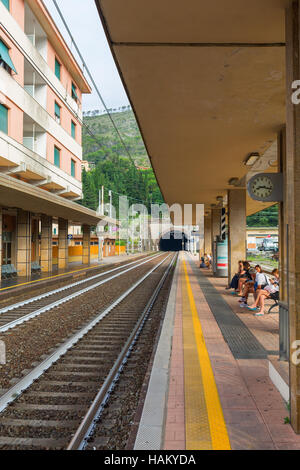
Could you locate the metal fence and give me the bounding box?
[279,301,289,362]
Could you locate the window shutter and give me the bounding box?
[71,83,78,101]
[55,59,61,80]
[1,0,9,10]
[71,159,75,177]
[55,102,61,118]
[71,121,76,138]
[54,147,60,167]
[0,39,17,73]
[0,104,8,134]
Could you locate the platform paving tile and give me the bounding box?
[212,276,279,353]
[163,266,185,451]
[184,254,300,450]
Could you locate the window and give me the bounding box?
[0,39,17,74]
[1,0,9,10]
[55,58,61,80]
[71,159,76,177]
[54,146,60,167]
[71,120,76,139]
[54,101,61,124]
[0,104,8,134]
[71,82,78,102]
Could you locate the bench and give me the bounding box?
[31,261,42,274]
[1,264,18,279]
[268,291,279,314]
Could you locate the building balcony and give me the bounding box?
[24,58,47,109]
[0,1,83,120]
[24,1,48,62]
[23,114,47,158]
[0,66,82,159]
[0,131,82,200]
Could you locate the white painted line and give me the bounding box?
[269,360,289,403]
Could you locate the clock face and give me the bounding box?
[251,176,274,199]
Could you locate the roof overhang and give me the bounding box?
[0,174,101,225]
[95,0,288,220]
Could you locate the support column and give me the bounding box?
[286,1,300,433]
[16,209,31,277]
[204,214,212,256]
[32,219,39,262]
[82,225,91,265]
[0,208,2,267]
[211,208,221,274]
[58,218,68,270]
[198,213,205,260]
[278,129,288,302]
[41,215,52,273]
[227,189,247,284]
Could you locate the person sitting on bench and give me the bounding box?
[226,260,244,291]
[239,265,269,308]
[236,261,251,296]
[247,269,279,316]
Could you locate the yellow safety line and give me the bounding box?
[182,265,213,450]
[183,258,231,450]
[0,264,105,291]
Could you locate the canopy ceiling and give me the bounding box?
[95,0,288,217]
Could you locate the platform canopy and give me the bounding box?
[95,0,288,217]
[0,174,102,225]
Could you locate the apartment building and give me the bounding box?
[0,0,101,277]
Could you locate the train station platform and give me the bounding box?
[134,252,300,451]
[0,252,151,297]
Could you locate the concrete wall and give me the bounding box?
[47,40,82,112]
[10,0,25,29]
[46,134,82,182]
[0,94,23,144]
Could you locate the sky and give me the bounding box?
[43,0,130,111]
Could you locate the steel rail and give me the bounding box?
[0,254,158,315]
[0,254,171,415]
[67,253,177,450]
[0,254,163,333]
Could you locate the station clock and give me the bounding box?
[247,173,283,202]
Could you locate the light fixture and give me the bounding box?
[244,153,260,166]
[228,177,239,186]
[268,159,278,168]
[216,196,223,202]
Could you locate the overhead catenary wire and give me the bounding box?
[51,0,139,172]
[103,187,154,206]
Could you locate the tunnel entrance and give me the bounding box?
[159,231,188,252]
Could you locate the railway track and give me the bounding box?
[0,253,176,450]
[0,253,161,333]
